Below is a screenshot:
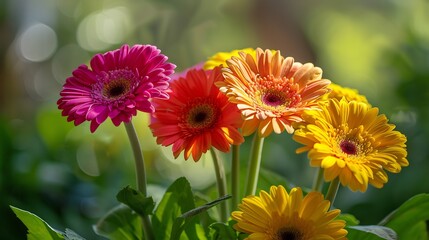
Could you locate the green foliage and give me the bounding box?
[172,195,231,240]
[209,221,236,240]
[10,206,86,240]
[152,177,207,240]
[258,168,291,191]
[346,226,396,240]
[380,193,429,239]
[344,193,429,240]
[10,206,64,240]
[116,186,155,217]
[94,205,142,240]
[338,213,360,226]
[64,229,86,240]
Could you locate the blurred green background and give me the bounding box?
[1,0,428,239]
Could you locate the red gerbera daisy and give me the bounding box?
[57,44,176,132]
[150,67,244,161]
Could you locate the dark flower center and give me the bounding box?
[102,78,131,99]
[277,227,303,240]
[185,103,218,129]
[262,91,287,107]
[340,140,358,155]
[193,112,208,123]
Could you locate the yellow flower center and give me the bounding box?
[276,227,304,240]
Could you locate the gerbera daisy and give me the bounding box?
[217,48,331,137]
[293,98,409,192]
[57,44,175,132]
[232,186,348,240]
[203,48,256,70]
[321,83,370,105]
[149,67,244,161]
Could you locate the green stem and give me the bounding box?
[210,148,229,222]
[231,144,240,210]
[325,177,340,209]
[244,135,265,196]
[124,121,154,240]
[312,168,325,192]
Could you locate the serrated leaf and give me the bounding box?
[347,225,397,240]
[10,206,64,240]
[379,193,429,239]
[116,185,155,216]
[152,177,207,240]
[64,228,86,240]
[94,204,142,240]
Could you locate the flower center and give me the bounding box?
[252,75,302,111]
[262,91,287,107]
[184,101,219,129]
[92,69,139,103]
[277,227,303,240]
[102,78,131,99]
[340,140,358,155]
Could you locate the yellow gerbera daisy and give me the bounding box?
[203,48,256,70]
[232,186,348,240]
[217,48,331,137]
[321,83,370,105]
[293,98,409,192]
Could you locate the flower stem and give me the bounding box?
[210,148,229,223]
[312,168,325,192]
[124,121,154,240]
[244,135,265,196]
[231,144,240,210]
[325,177,340,209]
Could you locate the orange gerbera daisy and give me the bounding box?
[217,48,331,137]
[293,98,408,192]
[149,67,244,161]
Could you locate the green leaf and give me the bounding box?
[209,222,236,240]
[379,193,429,239]
[152,177,207,240]
[10,206,64,240]
[94,204,142,240]
[400,221,428,240]
[338,213,360,226]
[171,195,231,239]
[193,193,217,234]
[116,185,155,216]
[347,225,397,240]
[181,195,231,219]
[257,168,290,191]
[64,229,86,240]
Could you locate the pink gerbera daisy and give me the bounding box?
[149,67,244,161]
[57,44,176,132]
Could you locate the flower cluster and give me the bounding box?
[54,45,409,240]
